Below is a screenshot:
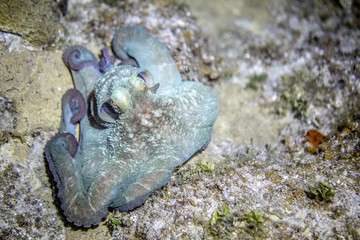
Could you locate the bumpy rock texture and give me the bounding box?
[1,0,360,239]
[0,0,64,47]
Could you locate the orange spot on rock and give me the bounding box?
[305,129,325,152]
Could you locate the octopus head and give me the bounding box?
[92,65,159,126]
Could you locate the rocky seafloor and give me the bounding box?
[0,0,359,239]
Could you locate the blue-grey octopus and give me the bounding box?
[45,25,218,227]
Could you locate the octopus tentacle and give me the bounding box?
[66,88,86,124]
[66,48,99,71]
[62,45,102,100]
[99,47,115,73]
[45,133,78,184]
[45,132,109,227]
[112,25,182,95]
[59,88,86,134]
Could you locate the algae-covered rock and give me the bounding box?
[0,0,64,47]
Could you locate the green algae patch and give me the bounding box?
[105,213,126,235]
[210,206,231,225]
[197,161,215,173]
[207,207,265,239]
[246,73,268,90]
[305,182,335,202]
[243,211,264,225]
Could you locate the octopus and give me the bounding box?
[45,25,218,227]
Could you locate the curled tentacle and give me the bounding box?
[63,46,102,98]
[45,133,78,183]
[68,49,99,71]
[63,88,86,124]
[63,45,99,71]
[99,47,115,73]
[47,133,78,158]
[59,88,86,134]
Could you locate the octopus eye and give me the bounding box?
[136,71,154,87]
[100,100,122,121]
[137,72,147,83]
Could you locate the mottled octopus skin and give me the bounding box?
[45,25,218,227]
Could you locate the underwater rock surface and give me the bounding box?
[0,0,359,239]
[0,0,64,47]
